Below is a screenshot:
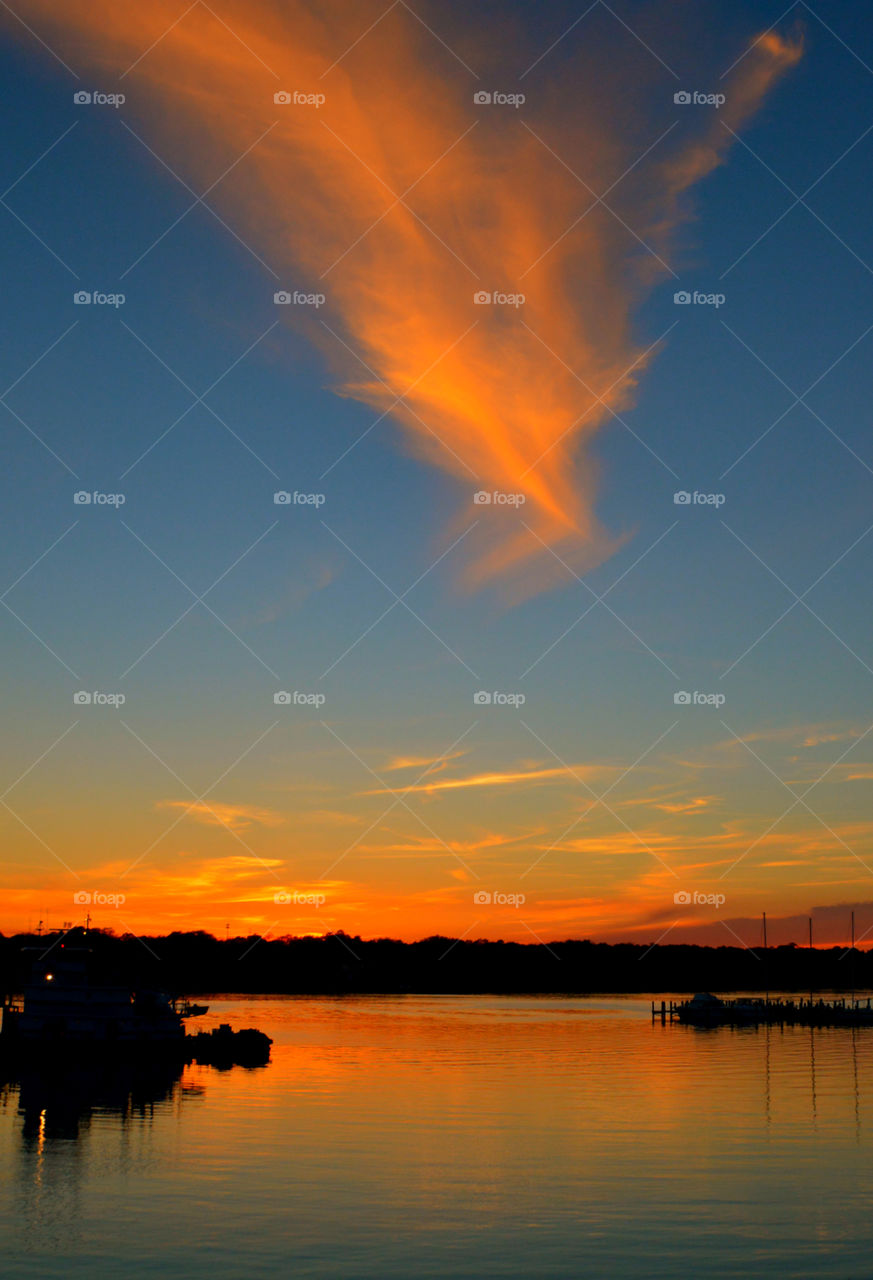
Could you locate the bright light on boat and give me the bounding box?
[45,974,53,981]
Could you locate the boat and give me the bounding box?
[663,992,873,1028]
[1,949,186,1050]
[187,1023,273,1066]
[674,993,768,1025]
[654,912,873,1029]
[0,948,271,1065]
[174,1000,209,1017]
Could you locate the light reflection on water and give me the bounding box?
[2,995,873,1278]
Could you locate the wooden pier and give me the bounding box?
[652,994,873,1028]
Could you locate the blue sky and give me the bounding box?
[1,0,872,945]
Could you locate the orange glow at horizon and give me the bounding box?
[6,809,873,948]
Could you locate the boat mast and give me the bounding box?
[809,916,813,1007]
[851,910,856,1007]
[763,911,769,1006]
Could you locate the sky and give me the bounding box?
[1,0,872,949]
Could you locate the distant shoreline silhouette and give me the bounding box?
[1,927,868,997]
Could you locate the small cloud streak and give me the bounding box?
[157,800,285,831]
[357,829,539,856]
[361,762,605,796]
[383,749,469,773]
[652,795,717,815]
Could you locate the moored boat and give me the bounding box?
[1,949,185,1050]
[667,992,873,1027]
[1,948,271,1065]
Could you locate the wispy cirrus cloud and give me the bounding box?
[356,829,541,857]
[361,762,608,796]
[15,0,801,594]
[718,722,870,751]
[651,795,718,815]
[383,748,470,773]
[156,800,285,831]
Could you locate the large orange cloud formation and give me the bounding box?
[15,1,800,592]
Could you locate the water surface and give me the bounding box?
[1,995,871,1278]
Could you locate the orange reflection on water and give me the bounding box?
[4,997,873,1275]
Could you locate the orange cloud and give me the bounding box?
[157,800,285,831]
[13,1,801,594]
[652,796,718,815]
[138,853,285,892]
[361,762,606,796]
[356,829,539,856]
[383,749,470,773]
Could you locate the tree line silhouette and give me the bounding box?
[1,926,870,995]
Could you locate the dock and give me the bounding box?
[652,994,873,1027]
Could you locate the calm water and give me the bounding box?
[2,995,873,1278]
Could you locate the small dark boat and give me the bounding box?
[175,1000,209,1017]
[187,1023,272,1067]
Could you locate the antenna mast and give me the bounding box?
[851,910,856,1007]
[809,916,814,1007]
